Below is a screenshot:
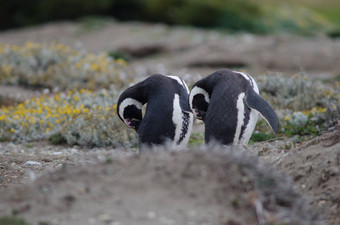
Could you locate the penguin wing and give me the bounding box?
[245,87,280,134]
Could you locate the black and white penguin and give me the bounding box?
[189,69,279,146]
[117,74,193,151]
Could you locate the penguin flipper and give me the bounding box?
[245,88,280,134]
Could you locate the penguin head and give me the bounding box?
[117,97,143,131]
[191,95,208,120]
[189,86,210,121]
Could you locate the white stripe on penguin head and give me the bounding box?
[118,98,143,120]
[166,75,190,94]
[189,86,210,111]
[233,71,259,94]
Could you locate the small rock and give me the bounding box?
[52,151,63,156]
[24,161,42,166]
[88,218,96,225]
[318,200,326,206]
[56,163,63,168]
[70,148,79,154]
[188,210,197,217]
[147,211,156,219]
[98,214,113,223]
[160,217,175,225]
[110,222,121,225]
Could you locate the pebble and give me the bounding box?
[52,151,63,156]
[88,218,96,225]
[160,217,175,225]
[98,214,113,223]
[318,200,326,206]
[188,210,197,217]
[24,161,42,166]
[147,211,157,219]
[56,163,63,168]
[111,222,121,225]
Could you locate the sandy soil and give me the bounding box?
[0,21,339,225]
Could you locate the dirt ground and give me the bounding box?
[0,21,339,225]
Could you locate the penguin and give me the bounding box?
[117,74,194,152]
[189,69,279,146]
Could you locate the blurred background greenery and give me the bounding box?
[0,0,339,35]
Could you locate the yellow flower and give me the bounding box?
[1,65,12,74]
[10,128,15,133]
[73,108,80,114]
[115,58,128,66]
[73,95,80,101]
[83,108,89,113]
[317,107,326,113]
[328,90,334,97]
[91,63,99,71]
[284,116,291,121]
[54,94,60,101]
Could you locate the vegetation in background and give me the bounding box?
[0,0,113,30]
[0,0,338,34]
[249,132,276,143]
[0,42,133,91]
[0,43,137,147]
[0,43,339,147]
[0,216,29,225]
[75,16,114,35]
[188,132,205,147]
[253,74,339,141]
[0,89,138,147]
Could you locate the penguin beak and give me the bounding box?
[195,114,203,120]
[193,109,205,120]
[125,119,134,128]
[125,118,140,129]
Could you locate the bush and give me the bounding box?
[0,89,138,147]
[0,0,333,34]
[0,216,29,225]
[256,73,340,137]
[0,0,113,30]
[0,42,133,91]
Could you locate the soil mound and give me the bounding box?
[0,148,321,225]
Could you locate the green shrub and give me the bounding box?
[250,132,276,143]
[49,132,67,145]
[0,216,29,225]
[0,42,133,91]
[0,89,138,147]
[0,0,334,34]
[0,0,114,30]
[256,73,340,137]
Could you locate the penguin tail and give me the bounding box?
[245,87,280,134]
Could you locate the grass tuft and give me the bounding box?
[0,216,29,225]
